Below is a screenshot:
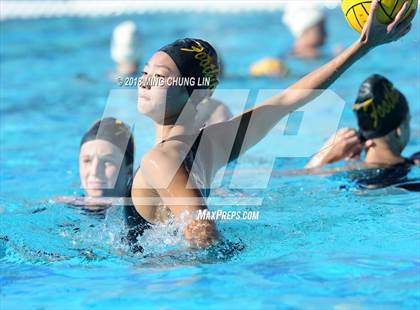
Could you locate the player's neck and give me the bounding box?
[365,141,404,166]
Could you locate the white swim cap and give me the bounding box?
[282,3,325,38]
[111,21,140,64]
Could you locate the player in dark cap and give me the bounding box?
[79,117,135,199]
[306,74,418,189]
[56,117,148,252]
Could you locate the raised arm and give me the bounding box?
[305,128,364,168]
[208,0,412,168]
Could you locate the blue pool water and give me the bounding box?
[1,9,420,309]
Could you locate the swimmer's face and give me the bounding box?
[138,51,190,123]
[301,20,326,48]
[79,140,131,197]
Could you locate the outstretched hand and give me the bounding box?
[360,0,413,49]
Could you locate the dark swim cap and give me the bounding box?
[80,117,135,166]
[159,38,219,96]
[352,74,409,140]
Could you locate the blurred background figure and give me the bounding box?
[282,3,327,59]
[111,20,141,77]
[249,3,326,77]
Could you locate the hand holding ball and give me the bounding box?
[342,0,417,32]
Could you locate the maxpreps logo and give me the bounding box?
[196,209,260,221]
[180,40,219,91]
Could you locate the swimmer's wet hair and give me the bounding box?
[80,117,135,167]
[159,38,219,97]
[353,74,409,140]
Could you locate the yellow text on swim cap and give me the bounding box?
[180,41,219,90]
[353,84,400,129]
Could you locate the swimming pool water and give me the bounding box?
[1,9,420,309]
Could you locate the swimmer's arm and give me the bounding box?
[207,1,411,166]
[207,42,367,166]
[140,149,219,248]
[234,42,364,141]
[305,128,363,168]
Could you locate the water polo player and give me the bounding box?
[79,117,134,199]
[249,3,327,77]
[110,21,141,78]
[306,75,419,189]
[55,117,135,205]
[282,3,327,59]
[132,0,413,247]
[55,118,149,250]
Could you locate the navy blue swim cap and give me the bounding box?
[159,38,219,96]
[80,117,135,167]
[353,74,409,140]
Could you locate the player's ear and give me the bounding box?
[364,139,374,149]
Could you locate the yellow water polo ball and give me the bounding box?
[342,0,418,32]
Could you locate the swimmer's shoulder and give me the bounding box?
[347,160,415,189]
[133,146,183,194]
[132,149,167,193]
[140,143,187,181]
